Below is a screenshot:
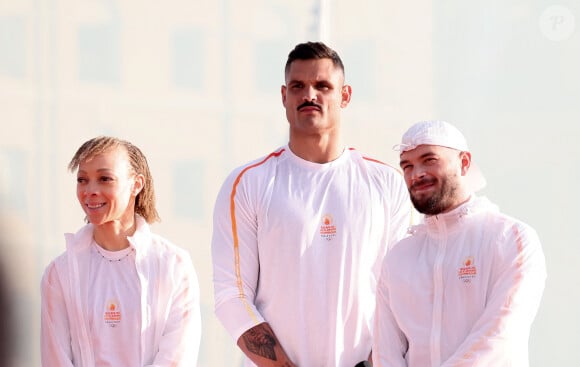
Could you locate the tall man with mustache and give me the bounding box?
[211,42,412,366]
[373,120,546,366]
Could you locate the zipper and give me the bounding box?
[430,215,447,366]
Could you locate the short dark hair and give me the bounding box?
[284,41,345,77]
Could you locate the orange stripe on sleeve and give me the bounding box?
[461,224,526,360]
[229,149,285,322]
[356,148,414,226]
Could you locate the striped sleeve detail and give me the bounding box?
[507,224,526,304]
[352,148,414,226]
[349,147,402,173]
[229,148,285,322]
[362,155,404,175]
[461,223,526,360]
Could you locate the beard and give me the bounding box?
[410,175,459,215]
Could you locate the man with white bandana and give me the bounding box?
[373,120,546,367]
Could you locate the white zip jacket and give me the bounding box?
[40,216,201,367]
[212,146,412,366]
[373,196,546,367]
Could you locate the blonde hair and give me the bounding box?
[68,136,160,223]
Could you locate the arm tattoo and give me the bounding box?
[242,326,277,361]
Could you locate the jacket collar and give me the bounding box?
[408,195,498,236]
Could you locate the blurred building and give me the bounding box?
[0,1,578,366]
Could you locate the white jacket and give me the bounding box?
[40,216,201,366]
[373,196,546,367]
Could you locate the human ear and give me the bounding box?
[459,151,472,176]
[340,85,352,107]
[132,174,145,196]
[281,85,287,105]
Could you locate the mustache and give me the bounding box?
[297,101,322,111]
[411,177,436,190]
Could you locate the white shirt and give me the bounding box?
[89,242,140,366]
[212,146,412,367]
[373,196,546,367]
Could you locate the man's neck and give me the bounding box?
[288,134,344,163]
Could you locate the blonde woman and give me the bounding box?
[41,136,201,366]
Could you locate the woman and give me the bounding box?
[41,136,201,366]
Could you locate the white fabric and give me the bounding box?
[212,145,412,367]
[373,196,546,367]
[393,120,469,153]
[88,242,140,366]
[41,216,201,367]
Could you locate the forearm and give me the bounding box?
[237,322,297,367]
[442,228,546,366]
[151,262,201,366]
[41,265,76,366]
[373,266,409,367]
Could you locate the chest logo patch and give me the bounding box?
[104,300,122,327]
[320,214,337,241]
[458,256,477,283]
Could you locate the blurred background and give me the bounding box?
[0,0,578,366]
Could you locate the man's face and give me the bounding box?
[399,145,466,215]
[281,58,351,138]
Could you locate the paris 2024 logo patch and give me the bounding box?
[458,256,477,283]
[320,214,337,241]
[104,300,122,327]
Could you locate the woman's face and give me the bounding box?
[75,147,141,227]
